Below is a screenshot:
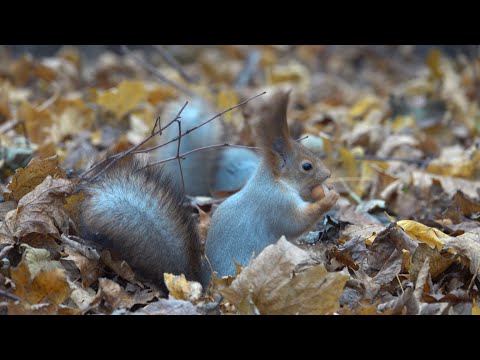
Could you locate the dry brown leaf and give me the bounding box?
[410,243,455,283]
[8,246,71,313]
[29,268,71,305]
[135,299,200,315]
[18,102,53,146]
[63,246,99,287]
[5,155,67,202]
[221,237,348,315]
[100,249,141,286]
[14,176,74,240]
[443,230,480,281]
[89,278,124,313]
[118,287,160,310]
[411,171,480,201]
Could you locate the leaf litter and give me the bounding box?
[0,45,479,315]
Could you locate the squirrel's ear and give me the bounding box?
[259,90,293,170]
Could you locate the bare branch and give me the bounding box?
[121,45,193,96]
[0,245,13,259]
[133,91,266,155]
[81,91,265,183]
[60,234,100,260]
[146,143,259,168]
[81,102,188,180]
[0,289,20,302]
[175,119,186,193]
[152,45,196,84]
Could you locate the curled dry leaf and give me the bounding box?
[63,246,99,288]
[5,155,67,202]
[221,237,349,315]
[8,247,71,314]
[14,176,75,240]
[100,250,141,286]
[89,278,124,313]
[443,230,480,281]
[410,243,455,283]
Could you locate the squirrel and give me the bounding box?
[79,90,338,289]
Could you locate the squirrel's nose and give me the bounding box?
[320,170,331,183]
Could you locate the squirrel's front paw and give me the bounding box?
[311,185,339,213]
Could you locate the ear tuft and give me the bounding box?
[258,90,292,175]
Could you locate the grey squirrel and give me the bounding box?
[79,90,338,289]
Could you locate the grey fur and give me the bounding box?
[204,160,311,282]
[79,156,203,286]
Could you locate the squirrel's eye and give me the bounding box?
[302,162,313,171]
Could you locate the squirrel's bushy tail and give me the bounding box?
[79,155,202,285]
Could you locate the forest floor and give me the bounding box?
[0,45,479,315]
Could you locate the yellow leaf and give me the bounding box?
[426,48,444,80]
[392,115,415,132]
[97,80,147,118]
[339,147,359,179]
[217,89,239,124]
[473,300,480,315]
[397,220,450,250]
[349,96,381,120]
[364,233,378,246]
[164,273,202,301]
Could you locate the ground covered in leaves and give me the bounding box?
[0,45,479,315]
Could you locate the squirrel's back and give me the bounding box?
[79,156,203,285]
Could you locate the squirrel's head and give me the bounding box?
[258,90,331,201]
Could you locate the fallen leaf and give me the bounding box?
[164,273,202,301]
[18,102,53,146]
[410,243,455,283]
[14,176,75,240]
[96,80,147,118]
[5,155,67,202]
[89,278,124,313]
[100,250,141,286]
[397,220,450,250]
[63,246,99,287]
[221,237,348,315]
[135,299,200,315]
[443,230,480,281]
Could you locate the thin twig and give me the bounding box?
[146,143,259,168]
[133,91,267,155]
[121,45,193,96]
[36,82,60,112]
[0,245,13,260]
[81,92,265,181]
[60,234,100,260]
[339,178,362,204]
[0,119,20,134]
[175,119,185,193]
[152,45,196,84]
[0,289,20,302]
[81,102,188,180]
[296,135,309,142]
[354,154,431,165]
